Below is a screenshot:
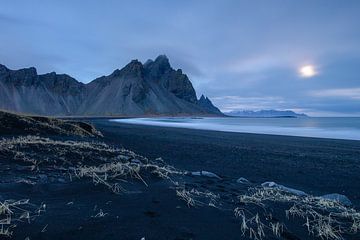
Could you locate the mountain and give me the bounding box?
[0,65,85,115]
[226,110,308,118]
[0,55,222,116]
[197,95,222,115]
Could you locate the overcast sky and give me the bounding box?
[1,0,360,116]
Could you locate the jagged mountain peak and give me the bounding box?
[122,59,143,71]
[154,54,170,63]
[109,59,144,79]
[0,64,37,75]
[0,64,9,75]
[198,94,222,115]
[155,55,170,69]
[129,59,143,66]
[16,66,38,76]
[39,71,83,85]
[144,55,168,67]
[144,59,153,66]
[142,55,198,104]
[144,54,171,75]
[0,63,8,71]
[0,56,222,116]
[199,94,212,103]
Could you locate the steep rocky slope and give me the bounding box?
[197,94,222,115]
[0,55,221,116]
[0,64,86,115]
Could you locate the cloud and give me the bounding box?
[1,1,360,116]
[226,56,283,74]
[224,54,300,75]
[211,95,287,112]
[0,13,22,25]
[308,88,360,100]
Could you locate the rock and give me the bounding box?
[197,95,223,115]
[191,171,221,179]
[236,177,250,184]
[144,55,198,104]
[261,182,307,196]
[320,193,352,206]
[0,55,222,116]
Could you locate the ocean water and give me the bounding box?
[112,117,360,141]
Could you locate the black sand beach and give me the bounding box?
[2,116,360,240]
[93,120,360,207]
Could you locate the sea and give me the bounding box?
[112,117,360,141]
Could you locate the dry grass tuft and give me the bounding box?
[233,207,284,240]
[2,136,359,239]
[0,199,46,237]
[0,136,185,237]
[237,187,360,240]
[0,136,148,169]
[175,186,220,208]
[73,157,183,194]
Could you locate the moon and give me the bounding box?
[299,65,316,78]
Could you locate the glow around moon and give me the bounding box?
[299,65,317,78]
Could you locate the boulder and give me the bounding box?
[191,171,221,179]
[261,181,307,196]
[320,193,352,206]
[236,177,250,184]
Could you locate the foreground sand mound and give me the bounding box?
[1,136,359,239]
[0,110,102,137]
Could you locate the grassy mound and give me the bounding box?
[0,136,179,238]
[0,110,102,137]
[1,135,359,239]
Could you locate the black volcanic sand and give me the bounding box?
[1,178,244,240]
[1,119,360,240]
[93,120,360,206]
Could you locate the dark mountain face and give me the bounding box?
[0,56,222,116]
[197,95,223,115]
[144,55,198,103]
[0,64,85,115]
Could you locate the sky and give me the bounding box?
[1,0,360,116]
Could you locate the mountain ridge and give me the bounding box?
[226,110,307,118]
[0,55,222,116]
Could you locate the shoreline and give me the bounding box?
[91,119,360,207]
[1,113,360,239]
[110,117,360,142]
